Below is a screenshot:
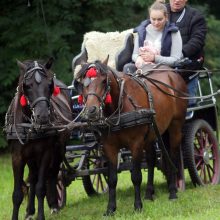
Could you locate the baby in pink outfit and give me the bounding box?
[135,41,161,68]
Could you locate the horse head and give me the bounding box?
[17,58,55,125]
[74,57,112,121]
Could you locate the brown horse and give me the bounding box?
[4,58,72,220]
[74,59,188,215]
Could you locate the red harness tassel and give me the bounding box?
[53,86,60,96]
[20,95,27,107]
[78,94,83,105]
[105,93,112,104]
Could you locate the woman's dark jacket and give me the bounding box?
[133,20,178,57]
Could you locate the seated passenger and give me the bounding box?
[123,1,182,74]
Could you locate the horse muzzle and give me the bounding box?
[84,105,100,121]
[32,107,50,125]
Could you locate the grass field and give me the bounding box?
[1,153,220,220]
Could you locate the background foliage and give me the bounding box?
[0,0,220,148]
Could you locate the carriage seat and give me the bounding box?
[72,29,133,77]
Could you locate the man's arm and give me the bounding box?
[182,12,207,58]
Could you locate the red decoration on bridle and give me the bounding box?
[53,86,60,96]
[105,92,112,104]
[86,68,97,78]
[20,95,27,107]
[78,94,83,105]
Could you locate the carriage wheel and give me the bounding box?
[182,119,220,186]
[56,169,66,208]
[82,149,108,196]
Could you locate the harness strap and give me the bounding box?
[103,71,125,126]
[51,97,72,123]
[30,96,50,108]
[130,75,154,110]
[151,117,177,173]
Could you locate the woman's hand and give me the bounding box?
[141,51,155,62]
[135,56,144,68]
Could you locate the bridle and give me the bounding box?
[79,63,111,109]
[22,61,52,110]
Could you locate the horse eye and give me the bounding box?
[102,79,107,85]
[49,82,53,91]
[23,84,31,91]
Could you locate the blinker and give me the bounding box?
[83,77,91,87]
[35,71,42,83]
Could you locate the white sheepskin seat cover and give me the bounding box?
[84,29,133,68]
[73,29,133,78]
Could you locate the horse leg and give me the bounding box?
[36,153,50,220]
[11,151,25,220]
[145,144,156,200]
[46,142,62,213]
[25,165,37,219]
[167,123,183,200]
[104,161,117,216]
[131,150,143,211]
[46,177,59,213]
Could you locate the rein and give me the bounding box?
[133,66,219,101]
[104,69,125,126]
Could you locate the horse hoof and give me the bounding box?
[25,215,34,220]
[134,207,142,213]
[144,193,154,201]
[169,194,178,200]
[103,209,115,216]
[51,208,59,214]
[134,202,143,212]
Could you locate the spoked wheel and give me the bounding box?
[82,148,108,196]
[182,119,220,186]
[57,169,66,208]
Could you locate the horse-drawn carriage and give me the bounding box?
[57,30,220,208]
[4,30,220,219]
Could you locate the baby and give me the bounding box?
[139,40,160,55]
[136,41,160,67]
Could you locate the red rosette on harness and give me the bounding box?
[86,67,97,78]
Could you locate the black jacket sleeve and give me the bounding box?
[182,9,207,59]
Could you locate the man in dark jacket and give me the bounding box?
[167,0,207,107]
[167,0,207,62]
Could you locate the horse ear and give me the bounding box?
[45,57,54,70]
[80,60,86,67]
[102,55,109,65]
[17,60,26,72]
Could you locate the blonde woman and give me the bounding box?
[124,1,182,73]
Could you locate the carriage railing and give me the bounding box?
[197,68,216,105]
[187,68,216,115]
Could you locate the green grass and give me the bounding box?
[1,153,220,220]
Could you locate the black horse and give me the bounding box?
[4,58,72,220]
